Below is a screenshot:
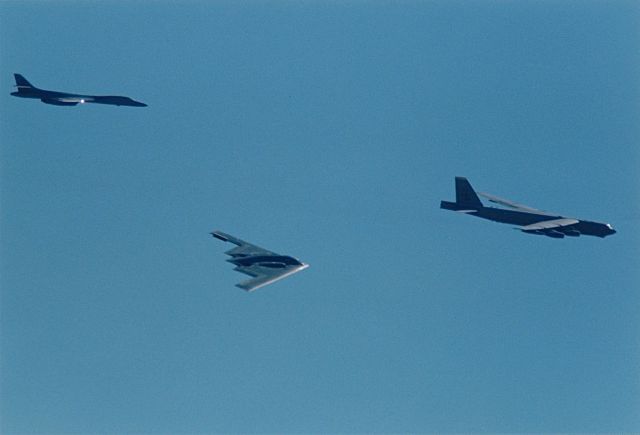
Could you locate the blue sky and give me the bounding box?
[1,1,639,433]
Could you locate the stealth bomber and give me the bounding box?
[211,230,309,291]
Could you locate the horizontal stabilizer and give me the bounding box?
[440,200,477,213]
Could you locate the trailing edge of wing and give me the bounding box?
[478,191,551,215]
[237,264,309,292]
[520,218,579,231]
[211,230,276,256]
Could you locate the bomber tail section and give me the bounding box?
[440,176,484,211]
[13,73,36,90]
[455,177,483,208]
[11,73,39,98]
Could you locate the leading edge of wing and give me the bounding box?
[236,264,309,292]
[211,230,247,246]
[520,218,579,231]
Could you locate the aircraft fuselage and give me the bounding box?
[441,201,616,238]
[10,74,147,107]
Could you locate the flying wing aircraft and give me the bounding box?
[440,177,616,239]
[10,73,147,107]
[211,230,309,291]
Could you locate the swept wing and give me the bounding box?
[478,191,554,215]
[212,231,277,257]
[519,218,581,238]
[520,218,580,231]
[231,263,309,292]
[211,230,308,292]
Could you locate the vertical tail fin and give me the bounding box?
[14,73,35,90]
[455,177,483,209]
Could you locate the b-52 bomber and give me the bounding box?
[211,230,309,291]
[10,73,147,107]
[441,177,616,239]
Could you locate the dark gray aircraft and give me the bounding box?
[211,230,309,291]
[441,177,616,239]
[10,73,147,107]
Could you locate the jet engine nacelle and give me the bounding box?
[562,229,581,237]
[521,229,544,236]
[544,230,565,239]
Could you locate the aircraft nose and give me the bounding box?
[128,99,147,107]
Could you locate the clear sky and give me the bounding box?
[1,1,639,433]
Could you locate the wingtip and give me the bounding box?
[235,283,254,292]
[211,230,228,241]
[212,231,236,244]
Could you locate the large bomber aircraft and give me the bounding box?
[10,73,147,107]
[441,177,616,239]
[211,231,309,291]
